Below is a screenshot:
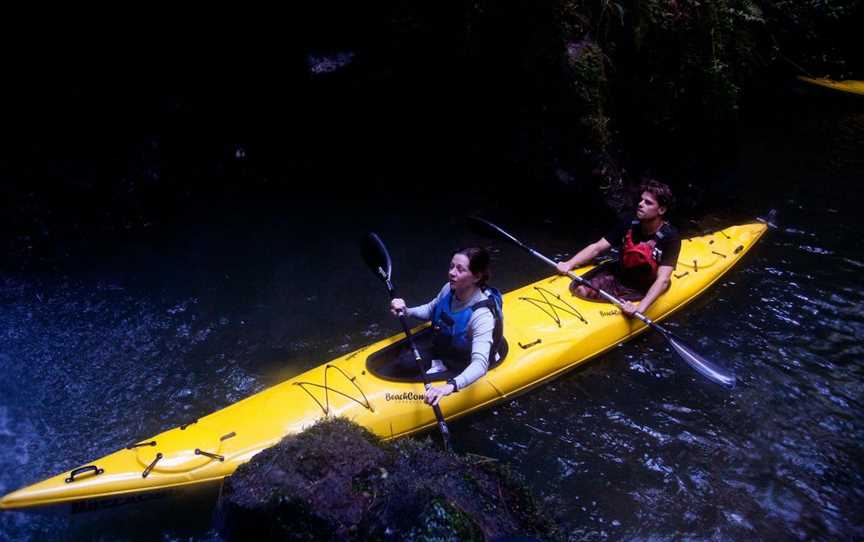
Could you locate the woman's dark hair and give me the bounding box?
[454,247,491,286]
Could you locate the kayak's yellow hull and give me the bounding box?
[0,222,767,510]
[798,76,864,96]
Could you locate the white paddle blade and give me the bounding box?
[667,334,736,388]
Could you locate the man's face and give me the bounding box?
[636,191,666,221]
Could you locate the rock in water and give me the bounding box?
[216,418,556,541]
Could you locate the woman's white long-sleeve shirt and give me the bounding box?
[405,284,495,391]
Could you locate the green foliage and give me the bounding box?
[548,0,858,175]
[565,39,612,149]
[632,0,766,132]
[761,0,861,77]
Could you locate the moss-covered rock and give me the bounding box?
[216,418,557,541]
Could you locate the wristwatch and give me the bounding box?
[446,378,459,393]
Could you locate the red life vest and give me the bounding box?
[621,226,660,279]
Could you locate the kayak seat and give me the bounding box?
[366,326,508,383]
[571,260,646,303]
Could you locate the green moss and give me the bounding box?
[404,498,485,542]
[219,419,557,541]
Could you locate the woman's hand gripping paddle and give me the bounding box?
[362,233,454,450]
[468,217,736,388]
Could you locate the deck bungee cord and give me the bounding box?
[518,286,589,327]
[293,364,374,416]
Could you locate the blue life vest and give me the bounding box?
[431,286,504,369]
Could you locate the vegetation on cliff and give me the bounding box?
[1,2,859,266]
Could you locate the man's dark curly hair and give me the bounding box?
[640,179,675,211]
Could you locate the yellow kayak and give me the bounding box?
[797,76,864,96]
[0,221,768,510]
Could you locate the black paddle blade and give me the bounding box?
[666,332,736,388]
[362,232,392,284]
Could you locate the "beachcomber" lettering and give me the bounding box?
[385,392,426,402]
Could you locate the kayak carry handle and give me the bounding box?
[195,449,225,462]
[65,465,104,484]
[142,453,163,478]
[126,440,157,450]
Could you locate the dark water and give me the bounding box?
[2,108,863,540]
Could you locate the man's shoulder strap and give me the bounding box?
[656,222,676,240]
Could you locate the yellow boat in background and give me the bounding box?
[0,221,768,510]
[797,76,864,96]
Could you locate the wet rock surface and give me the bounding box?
[216,418,556,541]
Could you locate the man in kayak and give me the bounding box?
[390,247,504,406]
[556,180,681,317]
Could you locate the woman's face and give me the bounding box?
[448,253,479,291]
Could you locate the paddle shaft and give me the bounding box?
[498,229,650,317]
[526,247,658,326]
[384,281,452,450]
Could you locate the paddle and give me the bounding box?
[468,217,736,388]
[362,232,453,450]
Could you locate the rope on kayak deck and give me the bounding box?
[293,364,373,415]
[518,287,588,327]
[345,344,371,360]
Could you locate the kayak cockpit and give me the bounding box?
[366,327,508,382]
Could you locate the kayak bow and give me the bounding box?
[797,76,864,96]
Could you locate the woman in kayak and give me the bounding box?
[390,247,503,406]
